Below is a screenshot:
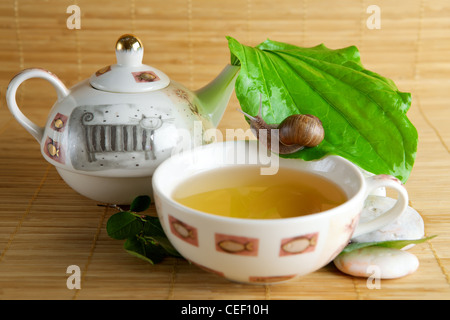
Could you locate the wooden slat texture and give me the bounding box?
[1,0,450,300]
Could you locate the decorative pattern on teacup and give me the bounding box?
[43,136,65,164]
[279,232,319,256]
[168,215,198,247]
[215,233,259,256]
[132,71,160,83]
[50,113,68,132]
[248,274,297,283]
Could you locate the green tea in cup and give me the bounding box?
[172,165,348,219]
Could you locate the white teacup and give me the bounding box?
[152,140,408,284]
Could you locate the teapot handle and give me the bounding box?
[6,68,69,142]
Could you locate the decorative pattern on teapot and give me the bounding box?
[42,84,212,172]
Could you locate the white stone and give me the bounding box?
[333,246,419,279]
[352,195,424,247]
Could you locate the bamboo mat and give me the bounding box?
[1,0,450,300]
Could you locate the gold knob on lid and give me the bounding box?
[115,34,144,67]
[115,34,143,51]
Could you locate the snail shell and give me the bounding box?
[239,97,324,154]
[278,114,324,148]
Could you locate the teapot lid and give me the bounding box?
[89,34,170,93]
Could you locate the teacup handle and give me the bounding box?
[6,68,69,143]
[352,174,409,239]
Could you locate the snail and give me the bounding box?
[238,95,325,154]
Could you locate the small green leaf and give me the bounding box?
[106,211,143,240]
[340,235,436,254]
[151,235,182,258]
[124,236,165,264]
[123,237,154,264]
[142,217,181,257]
[130,195,151,212]
[142,216,165,236]
[106,196,181,264]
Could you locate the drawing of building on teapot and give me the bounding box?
[67,103,179,171]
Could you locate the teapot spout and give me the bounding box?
[195,64,240,127]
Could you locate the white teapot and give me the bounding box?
[6,34,239,204]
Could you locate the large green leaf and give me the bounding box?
[227,37,418,183]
